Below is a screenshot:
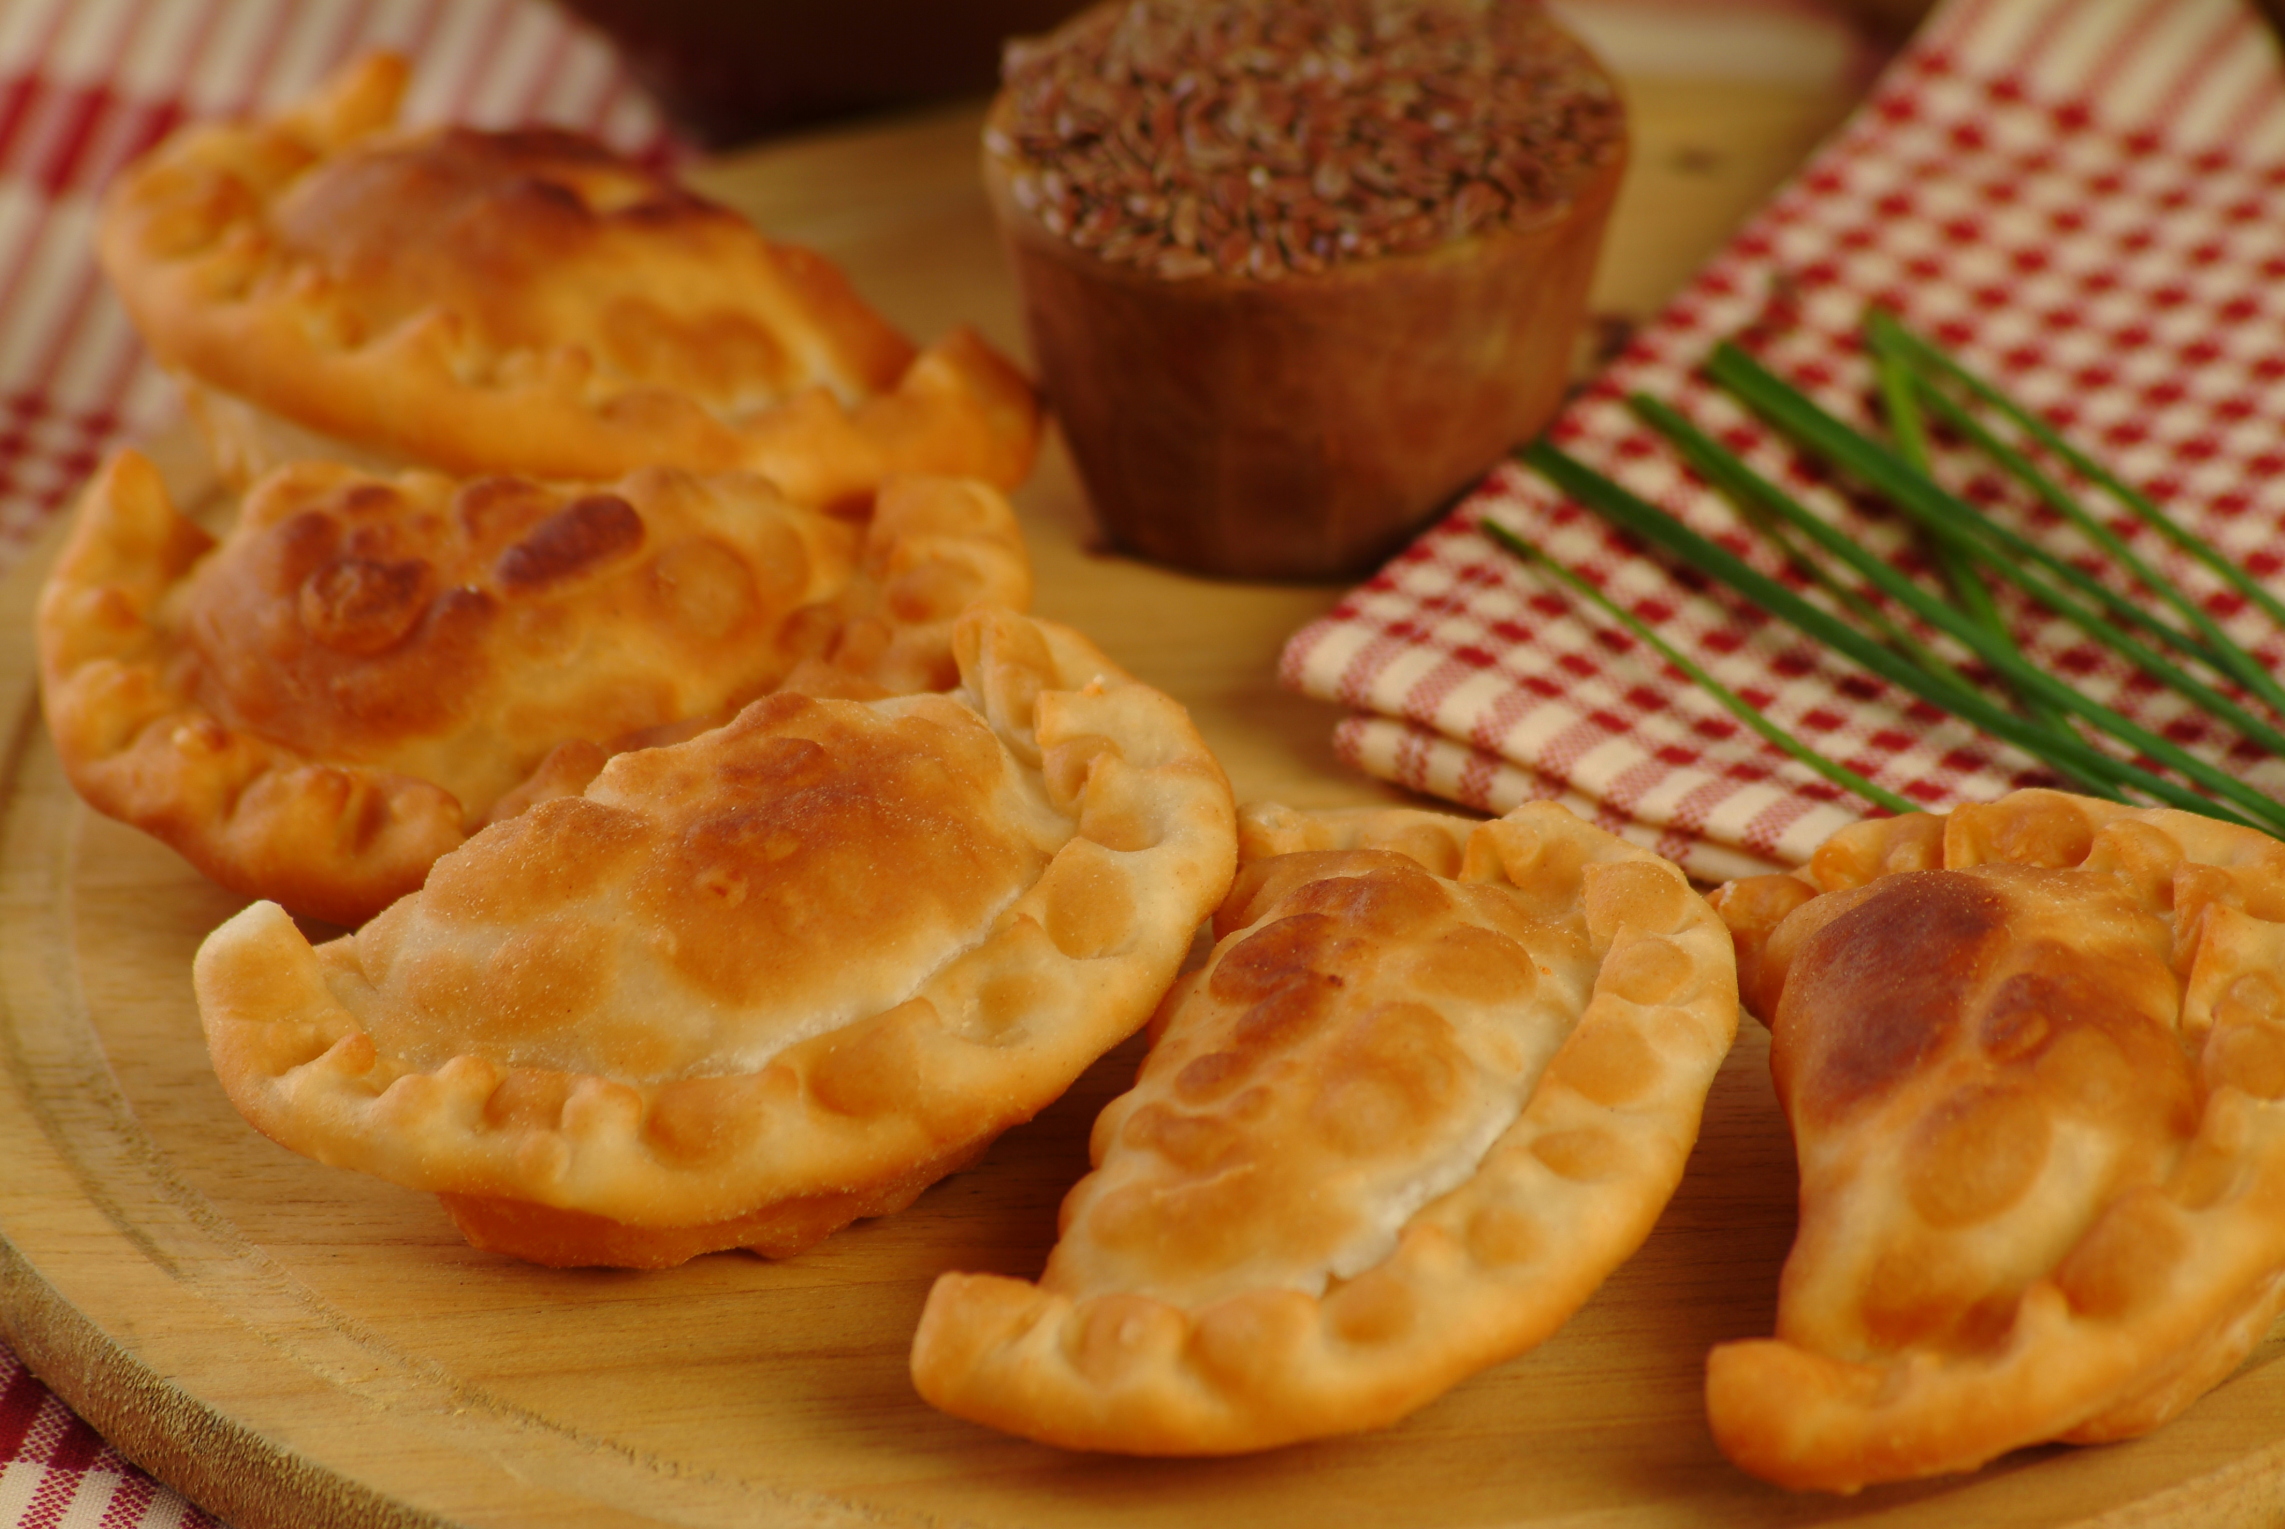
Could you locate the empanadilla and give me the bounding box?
[98,52,1040,508]
[1707,788,2285,1492]
[192,607,1238,1268]
[38,448,1030,925]
[911,799,1739,1453]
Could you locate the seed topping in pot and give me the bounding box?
[988,0,1624,281]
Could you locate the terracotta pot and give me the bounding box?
[982,73,1625,582]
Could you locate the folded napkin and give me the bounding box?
[1283,0,2285,881]
[0,6,665,1526]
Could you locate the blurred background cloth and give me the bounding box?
[549,0,1088,147]
[554,0,1938,148]
[0,0,668,578]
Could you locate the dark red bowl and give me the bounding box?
[554,0,1093,148]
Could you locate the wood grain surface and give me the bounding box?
[6,65,2285,1529]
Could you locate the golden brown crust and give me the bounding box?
[98,53,1039,505]
[911,800,1738,1453]
[192,608,1238,1266]
[1704,789,2285,1492]
[435,1136,991,1269]
[38,450,1030,925]
[1232,799,1474,880]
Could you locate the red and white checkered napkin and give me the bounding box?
[1282,0,2285,882]
[0,4,669,1525]
[0,0,671,577]
[0,1349,220,1529]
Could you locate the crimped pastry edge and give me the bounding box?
[191,608,1238,1251]
[1703,788,2285,1492]
[98,53,1040,504]
[909,800,1740,1453]
[38,451,1034,926]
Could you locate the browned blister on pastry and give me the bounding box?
[1705,788,2285,1493]
[98,53,1039,506]
[911,799,1739,1453]
[38,449,1030,924]
[192,607,1237,1267]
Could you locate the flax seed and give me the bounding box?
[993,0,1622,281]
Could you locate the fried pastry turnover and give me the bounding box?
[193,607,1237,1268]
[98,52,1039,508]
[1707,788,2285,1492]
[912,799,1739,1453]
[38,448,1029,925]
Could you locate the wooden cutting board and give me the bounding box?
[7,67,2285,1529]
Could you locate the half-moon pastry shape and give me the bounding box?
[911,798,1739,1453]
[192,607,1238,1268]
[1706,788,2285,1492]
[37,448,1030,925]
[97,53,1040,508]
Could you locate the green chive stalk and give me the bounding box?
[1867,308,2285,637]
[1701,345,2285,833]
[1643,388,2285,765]
[1868,318,2285,718]
[1477,516,1917,815]
[1631,395,1978,702]
[1520,439,2268,830]
[1631,394,2126,801]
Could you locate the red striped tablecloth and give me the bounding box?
[0,0,668,571]
[1282,0,2285,882]
[0,3,668,1523]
